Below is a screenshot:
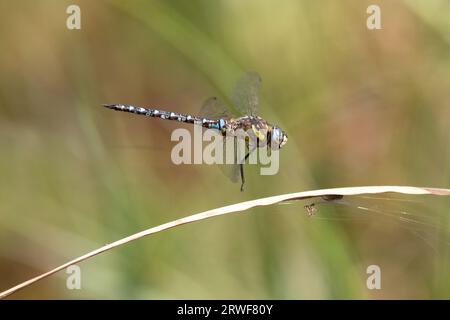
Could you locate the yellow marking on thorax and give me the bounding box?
[252,125,266,141]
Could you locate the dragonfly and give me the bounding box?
[103,72,288,191]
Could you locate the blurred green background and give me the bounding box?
[0,0,450,299]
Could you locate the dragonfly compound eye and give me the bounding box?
[271,127,285,149]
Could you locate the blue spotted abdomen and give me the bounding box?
[103,104,224,130]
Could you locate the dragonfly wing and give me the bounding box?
[198,98,240,182]
[217,136,257,184]
[220,163,241,183]
[199,97,234,120]
[230,72,262,116]
[216,135,240,183]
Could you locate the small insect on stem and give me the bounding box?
[303,195,345,216]
[304,203,317,216]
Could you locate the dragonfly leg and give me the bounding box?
[239,152,252,191]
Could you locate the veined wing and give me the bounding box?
[230,71,262,116]
[199,97,234,120]
[198,77,260,188]
[220,135,241,183]
[220,136,259,186]
[198,97,239,183]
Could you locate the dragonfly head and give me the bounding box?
[271,127,288,150]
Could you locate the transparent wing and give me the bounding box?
[220,164,241,183]
[222,166,241,183]
[198,97,239,183]
[230,71,262,116]
[199,97,234,120]
[210,134,258,185]
[199,79,260,186]
[221,135,260,184]
[218,135,241,183]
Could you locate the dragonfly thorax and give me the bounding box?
[223,116,287,150]
[224,116,268,137]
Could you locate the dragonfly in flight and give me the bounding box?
[103,72,288,191]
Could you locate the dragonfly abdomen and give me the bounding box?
[102,104,223,130]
